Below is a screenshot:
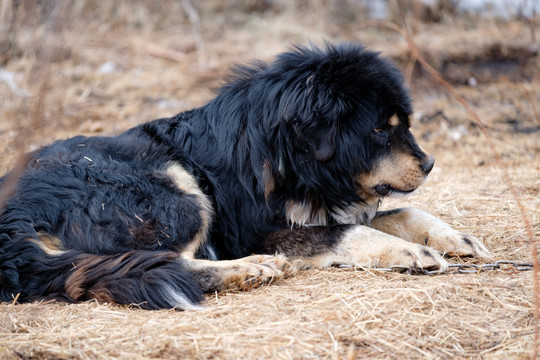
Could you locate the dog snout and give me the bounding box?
[420,156,435,175]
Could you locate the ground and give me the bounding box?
[0,2,538,359]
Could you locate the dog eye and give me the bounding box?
[372,127,390,146]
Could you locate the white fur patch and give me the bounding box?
[164,286,204,311]
[285,200,328,226]
[331,201,379,225]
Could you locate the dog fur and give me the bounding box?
[0,43,489,310]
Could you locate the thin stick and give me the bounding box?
[181,0,208,69]
[11,292,20,305]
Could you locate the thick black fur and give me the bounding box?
[0,43,413,309]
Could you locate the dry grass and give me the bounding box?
[0,2,539,359]
[0,271,534,359]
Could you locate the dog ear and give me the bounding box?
[301,71,342,161]
[290,116,337,162]
[303,122,337,161]
[282,71,340,161]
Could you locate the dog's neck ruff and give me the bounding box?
[285,197,381,227]
[331,199,380,225]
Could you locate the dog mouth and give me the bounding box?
[374,184,416,196]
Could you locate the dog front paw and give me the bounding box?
[372,208,490,259]
[294,226,449,272]
[346,227,449,272]
[426,229,490,259]
[377,241,449,272]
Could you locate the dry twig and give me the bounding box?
[181,0,208,69]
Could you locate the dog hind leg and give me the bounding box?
[1,239,293,309]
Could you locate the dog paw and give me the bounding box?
[371,241,449,273]
[425,227,491,259]
[247,254,296,278]
[222,254,294,290]
[296,226,448,273]
[346,226,449,272]
[371,208,490,259]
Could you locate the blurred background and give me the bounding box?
[0,0,536,191]
[0,1,538,172]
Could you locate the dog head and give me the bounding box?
[267,43,433,204]
[218,43,434,226]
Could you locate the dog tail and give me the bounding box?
[0,239,204,310]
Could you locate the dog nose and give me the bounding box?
[421,156,435,175]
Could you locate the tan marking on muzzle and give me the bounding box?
[357,151,428,196]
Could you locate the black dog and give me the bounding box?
[0,43,489,310]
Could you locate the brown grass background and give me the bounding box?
[0,1,538,359]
